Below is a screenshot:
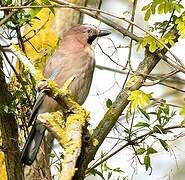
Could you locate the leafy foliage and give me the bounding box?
[90,155,126,180]
[159,139,169,151]
[175,14,185,38]
[136,146,157,172]
[123,100,175,173]
[137,35,163,53]
[138,33,176,53]
[142,0,184,21]
[0,0,55,29]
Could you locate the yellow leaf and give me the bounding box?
[128,90,152,109]
[23,8,58,71]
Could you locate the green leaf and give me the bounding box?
[147,147,158,154]
[163,103,169,115]
[90,169,105,180]
[134,122,150,128]
[149,42,157,52]
[158,4,164,14]
[142,4,150,11]
[106,99,112,108]
[30,7,42,18]
[151,5,156,14]
[144,155,151,171]
[136,148,146,155]
[144,9,151,21]
[107,172,112,180]
[175,4,184,13]
[164,3,170,14]
[103,162,110,171]
[159,139,168,151]
[138,107,150,120]
[112,167,124,173]
[152,0,161,5]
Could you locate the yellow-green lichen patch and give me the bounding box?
[67,110,89,127]
[49,112,66,145]
[35,69,45,83]
[59,169,74,180]
[65,142,81,154]
[39,112,66,146]
[92,138,99,147]
[125,75,142,90]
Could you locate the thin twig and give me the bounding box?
[0,45,32,107]
[87,124,185,172]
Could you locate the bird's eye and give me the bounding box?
[87,29,93,35]
[87,29,97,44]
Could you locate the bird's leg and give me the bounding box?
[36,79,48,92]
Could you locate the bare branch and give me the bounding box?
[88,124,185,172]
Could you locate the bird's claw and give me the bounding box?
[37,80,49,92]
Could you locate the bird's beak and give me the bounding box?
[97,30,111,37]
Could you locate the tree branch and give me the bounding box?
[35,77,90,180]
[0,54,24,180]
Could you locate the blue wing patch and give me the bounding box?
[50,68,60,80]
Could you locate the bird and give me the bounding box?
[20,24,110,165]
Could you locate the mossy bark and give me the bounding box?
[0,54,24,180]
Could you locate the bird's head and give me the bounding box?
[63,24,111,45]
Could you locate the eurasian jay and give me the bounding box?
[20,25,110,165]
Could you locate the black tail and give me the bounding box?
[21,122,46,165]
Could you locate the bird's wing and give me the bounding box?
[28,92,46,127]
[28,62,62,127]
